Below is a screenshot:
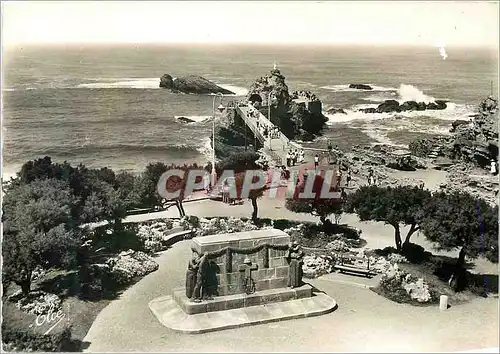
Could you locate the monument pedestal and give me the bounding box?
[149,229,337,333]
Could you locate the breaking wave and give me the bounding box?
[324,101,476,124]
[77,78,161,89]
[175,115,212,124]
[212,84,249,97]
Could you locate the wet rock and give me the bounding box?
[349,84,373,90]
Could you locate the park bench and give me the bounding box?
[333,253,377,278]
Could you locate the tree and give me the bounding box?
[420,191,498,290]
[234,172,266,221]
[344,185,431,251]
[216,152,268,220]
[2,179,81,295]
[285,172,343,226]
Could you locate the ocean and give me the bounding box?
[2,44,498,177]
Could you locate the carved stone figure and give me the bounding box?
[286,241,304,288]
[202,260,220,300]
[187,252,207,302]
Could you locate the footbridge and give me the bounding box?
[235,103,294,166]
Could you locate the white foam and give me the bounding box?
[174,115,212,123]
[77,78,160,89]
[320,84,397,92]
[197,137,213,160]
[324,102,476,124]
[214,84,249,97]
[397,84,435,103]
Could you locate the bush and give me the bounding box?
[401,243,430,263]
[272,219,298,230]
[90,225,144,254]
[2,326,73,352]
[372,246,398,257]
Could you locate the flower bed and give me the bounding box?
[377,263,435,304]
[137,220,177,253]
[15,291,62,316]
[106,250,159,285]
[302,254,334,278]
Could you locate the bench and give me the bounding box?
[333,254,377,278]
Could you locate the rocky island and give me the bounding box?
[349,84,373,90]
[159,74,235,95]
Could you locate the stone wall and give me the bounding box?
[191,229,290,296]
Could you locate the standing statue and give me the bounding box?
[186,252,207,301]
[286,241,305,288]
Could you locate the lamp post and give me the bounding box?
[267,91,273,151]
[212,93,225,188]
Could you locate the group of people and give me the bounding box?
[286,149,305,167]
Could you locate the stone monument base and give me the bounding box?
[173,284,313,315]
[149,288,337,334]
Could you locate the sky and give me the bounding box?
[1,1,499,47]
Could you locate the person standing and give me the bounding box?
[346,169,352,187]
[286,242,305,289]
[314,154,319,170]
[336,168,342,187]
[286,151,291,167]
[491,159,498,176]
[368,168,374,185]
[203,171,211,193]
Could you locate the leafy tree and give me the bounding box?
[420,191,498,290]
[2,179,81,295]
[285,172,343,226]
[344,185,431,251]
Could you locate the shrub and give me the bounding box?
[2,326,73,352]
[401,242,430,263]
[272,219,297,230]
[90,225,144,254]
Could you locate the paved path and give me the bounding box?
[84,239,499,352]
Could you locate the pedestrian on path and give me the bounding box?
[314,154,319,170]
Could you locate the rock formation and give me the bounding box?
[409,96,499,169]
[159,74,235,95]
[326,107,347,115]
[244,69,328,141]
[349,84,373,90]
[359,99,447,113]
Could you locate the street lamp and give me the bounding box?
[267,91,273,151]
[212,93,225,187]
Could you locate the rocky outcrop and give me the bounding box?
[326,107,347,114]
[409,96,499,169]
[359,99,447,113]
[244,69,327,141]
[159,74,235,95]
[450,119,470,132]
[349,84,373,90]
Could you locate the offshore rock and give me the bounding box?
[159,74,235,95]
[349,84,373,90]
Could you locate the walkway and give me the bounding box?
[236,103,291,166]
